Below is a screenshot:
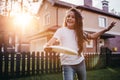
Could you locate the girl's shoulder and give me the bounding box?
[59,26,66,29]
[56,27,66,31]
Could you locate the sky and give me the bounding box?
[60,0,120,14]
[0,0,119,16]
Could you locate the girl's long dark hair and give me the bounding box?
[63,8,84,55]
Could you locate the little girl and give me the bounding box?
[44,7,116,80]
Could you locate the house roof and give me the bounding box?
[46,0,120,19]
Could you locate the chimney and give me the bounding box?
[102,0,109,12]
[84,0,92,7]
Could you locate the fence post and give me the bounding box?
[0,52,3,79]
[41,52,44,74]
[56,54,61,72]
[87,53,90,70]
[16,53,21,78]
[45,51,48,74]
[4,52,9,79]
[27,52,30,76]
[53,52,56,73]
[22,52,26,76]
[49,52,52,73]
[10,52,15,78]
[36,52,40,74]
[32,52,35,75]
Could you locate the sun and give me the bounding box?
[14,13,32,27]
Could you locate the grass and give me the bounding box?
[87,67,120,80]
[10,67,120,80]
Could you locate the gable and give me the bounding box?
[37,0,59,31]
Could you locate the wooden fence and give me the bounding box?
[0,51,61,79]
[0,51,119,79]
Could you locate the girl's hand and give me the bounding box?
[106,21,116,31]
[43,43,50,48]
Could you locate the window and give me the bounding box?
[44,13,50,25]
[86,40,93,48]
[98,17,107,28]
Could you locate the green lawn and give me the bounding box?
[11,67,120,80]
[87,67,120,80]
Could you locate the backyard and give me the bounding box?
[10,67,120,80]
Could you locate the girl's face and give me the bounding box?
[65,11,75,29]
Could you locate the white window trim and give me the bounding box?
[98,16,108,28]
[44,12,50,26]
[86,40,93,48]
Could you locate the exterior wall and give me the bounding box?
[58,8,67,27]
[30,37,47,52]
[82,10,99,30]
[82,10,120,36]
[82,10,112,34]
[106,18,120,35]
[38,1,58,31]
[83,40,97,52]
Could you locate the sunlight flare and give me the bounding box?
[14,13,32,27]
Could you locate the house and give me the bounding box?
[28,0,120,53]
[0,15,31,53]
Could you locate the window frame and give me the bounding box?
[98,16,108,28]
[44,12,50,26]
[86,40,94,48]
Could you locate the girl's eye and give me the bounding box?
[67,15,70,18]
[72,16,75,18]
[67,15,75,19]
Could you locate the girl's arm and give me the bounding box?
[44,37,57,47]
[87,21,116,39]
